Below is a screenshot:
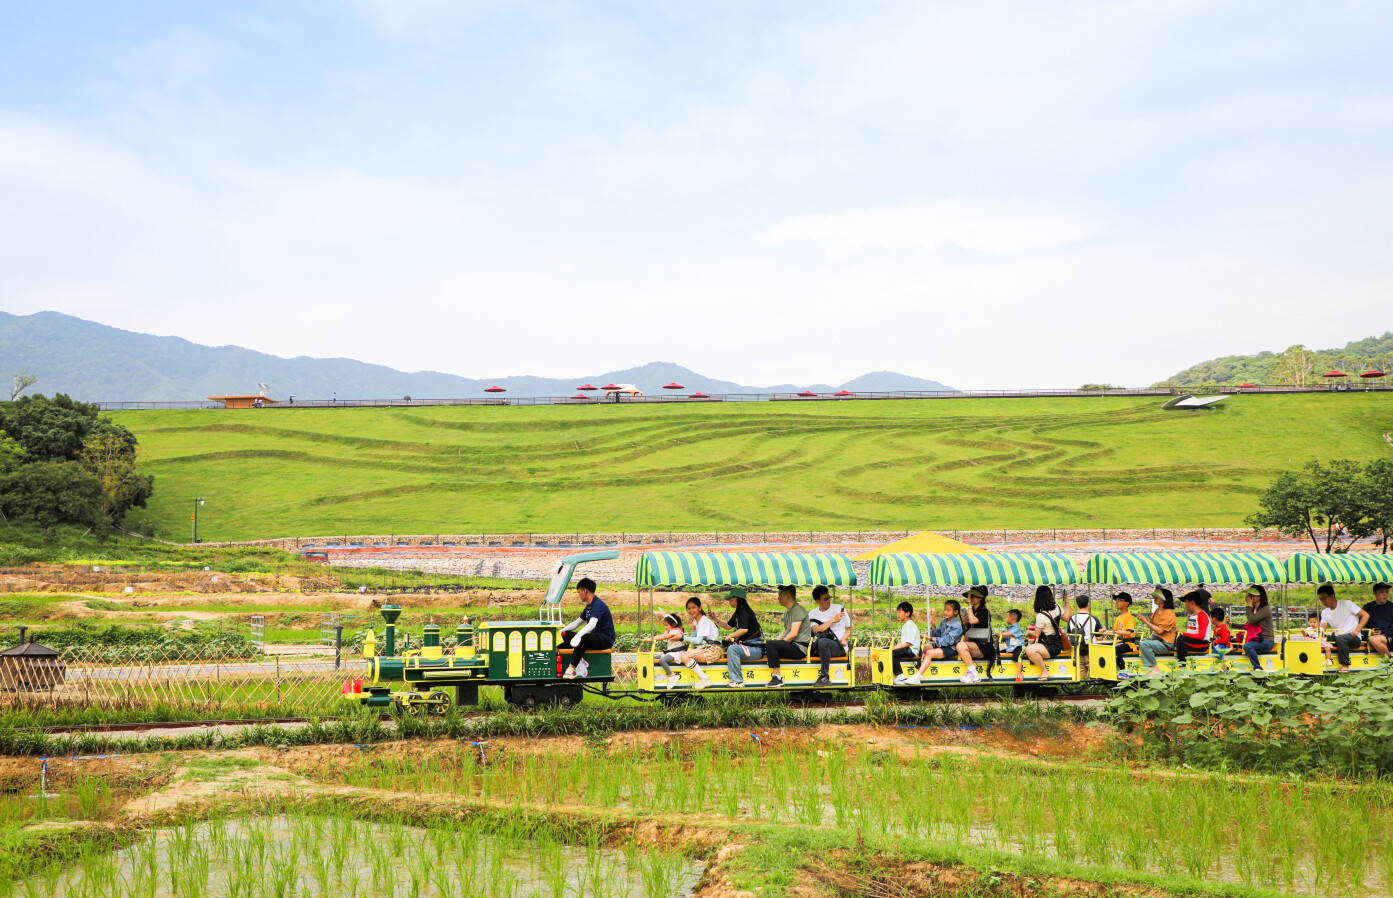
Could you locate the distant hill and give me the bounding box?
[0,311,955,401]
[1154,332,1393,388]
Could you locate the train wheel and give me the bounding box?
[428,690,452,715]
[1059,681,1093,696]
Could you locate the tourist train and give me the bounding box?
[342,548,1393,712]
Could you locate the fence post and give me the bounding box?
[335,626,343,670]
[276,657,281,706]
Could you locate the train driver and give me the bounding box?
[561,577,615,680]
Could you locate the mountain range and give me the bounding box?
[0,311,955,401]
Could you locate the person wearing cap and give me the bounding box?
[1242,585,1276,673]
[1173,591,1212,664]
[1101,593,1138,673]
[954,585,993,684]
[723,589,765,687]
[1362,583,1392,658]
[1137,587,1178,673]
[1317,583,1369,673]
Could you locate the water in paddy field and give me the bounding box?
[14,814,704,898]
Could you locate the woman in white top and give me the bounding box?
[1023,586,1065,683]
[661,597,723,689]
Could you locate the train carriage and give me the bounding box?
[867,552,1084,688]
[632,551,858,693]
[1281,552,1393,674]
[1084,552,1286,680]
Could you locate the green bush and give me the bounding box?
[1106,667,1393,775]
[5,622,260,661]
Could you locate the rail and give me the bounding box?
[94,382,1389,411]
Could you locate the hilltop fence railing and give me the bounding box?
[94,381,1389,411]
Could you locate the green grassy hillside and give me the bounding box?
[110,393,1393,540]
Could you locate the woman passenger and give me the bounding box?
[723,589,765,688]
[955,585,994,684]
[1137,588,1178,674]
[1023,586,1064,682]
[895,600,963,685]
[660,597,722,690]
[1242,585,1275,673]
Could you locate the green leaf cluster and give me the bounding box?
[1246,459,1393,552]
[1106,667,1393,775]
[0,393,154,535]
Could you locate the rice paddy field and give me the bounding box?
[109,392,1393,540]
[1,721,1388,898]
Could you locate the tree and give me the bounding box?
[0,461,105,532]
[2,393,106,462]
[79,429,155,522]
[1268,345,1319,386]
[0,434,24,474]
[1246,460,1370,552]
[1361,459,1393,553]
[9,372,37,402]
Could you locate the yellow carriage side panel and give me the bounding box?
[1088,643,1119,681]
[1283,639,1324,675]
[507,631,524,677]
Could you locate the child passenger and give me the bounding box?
[654,612,686,684]
[889,601,920,678]
[1003,609,1026,682]
[1303,613,1335,667]
[894,600,963,685]
[1211,607,1232,656]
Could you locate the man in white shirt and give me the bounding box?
[1318,582,1370,673]
[808,585,850,687]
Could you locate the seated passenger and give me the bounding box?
[1363,582,1392,658]
[1302,613,1334,668]
[764,586,811,688]
[1242,585,1276,672]
[1137,588,1178,676]
[652,611,685,679]
[955,585,994,684]
[659,597,721,689]
[1174,591,1211,663]
[1002,609,1026,682]
[1210,606,1232,656]
[894,600,963,685]
[723,589,765,688]
[1023,586,1064,682]
[1318,583,1370,674]
[889,601,920,678]
[560,577,615,680]
[1102,592,1138,673]
[807,585,849,687]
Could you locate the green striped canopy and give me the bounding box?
[869,553,1079,587]
[1285,553,1393,584]
[634,552,857,587]
[1085,552,1284,585]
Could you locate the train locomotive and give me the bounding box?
[344,547,1393,710]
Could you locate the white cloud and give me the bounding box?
[754,202,1092,257]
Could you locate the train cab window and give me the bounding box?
[525,631,538,651]
[541,631,554,651]
[492,632,506,652]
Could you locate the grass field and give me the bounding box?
[110,393,1393,540]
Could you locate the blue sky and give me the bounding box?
[2,2,1391,389]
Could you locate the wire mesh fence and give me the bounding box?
[0,643,362,717]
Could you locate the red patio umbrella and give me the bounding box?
[1323,370,1347,378]
[1240,383,1257,388]
[663,382,683,390]
[571,394,589,400]
[834,390,854,396]
[578,384,598,391]
[602,383,621,390]
[688,392,708,398]
[484,386,506,393]
[1360,370,1385,378]
[798,390,817,397]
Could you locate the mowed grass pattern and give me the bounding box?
[111,393,1393,539]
